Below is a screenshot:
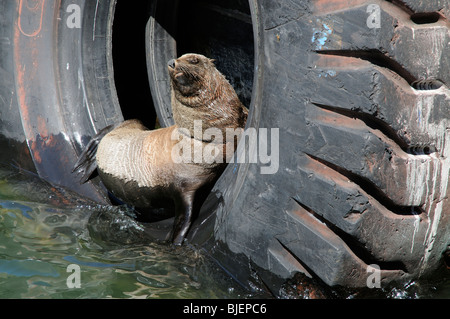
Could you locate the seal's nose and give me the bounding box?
[168,59,175,69]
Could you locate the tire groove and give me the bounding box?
[304,153,422,216]
[315,50,417,85]
[290,197,409,272]
[385,0,415,15]
[311,102,410,152]
[273,238,321,281]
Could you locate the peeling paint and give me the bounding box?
[312,23,332,50]
[318,69,337,78]
[407,93,450,274]
[411,212,421,253]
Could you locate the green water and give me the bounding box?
[0,165,448,299]
[0,166,253,299]
[0,200,255,299]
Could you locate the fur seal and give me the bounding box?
[73,53,248,245]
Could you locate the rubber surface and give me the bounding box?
[186,0,450,289]
[0,0,449,293]
[0,0,122,203]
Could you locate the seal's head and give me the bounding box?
[168,53,248,138]
[168,54,221,105]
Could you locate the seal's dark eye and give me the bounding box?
[188,57,199,64]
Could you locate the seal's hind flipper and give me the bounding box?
[72,124,117,184]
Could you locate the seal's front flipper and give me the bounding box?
[72,124,117,184]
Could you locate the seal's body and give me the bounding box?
[73,54,248,244]
[95,120,224,244]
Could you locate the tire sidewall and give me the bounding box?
[3,0,121,201]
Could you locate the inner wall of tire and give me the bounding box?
[112,1,157,129]
[176,0,254,109]
[112,0,254,127]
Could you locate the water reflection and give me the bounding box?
[0,164,448,299]
[0,165,251,299]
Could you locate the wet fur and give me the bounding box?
[74,54,247,245]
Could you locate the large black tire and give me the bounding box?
[186,0,450,290]
[0,0,448,294]
[0,0,121,203]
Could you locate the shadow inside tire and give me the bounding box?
[112,0,254,127]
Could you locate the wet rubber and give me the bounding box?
[0,0,448,294]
